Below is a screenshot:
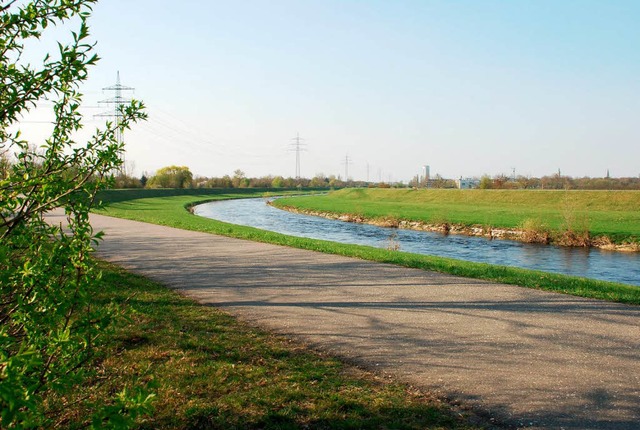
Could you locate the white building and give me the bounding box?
[456,177,479,189]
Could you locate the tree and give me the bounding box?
[220,174,232,188]
[232,169,247,188]
[492,174,510,189]
[310,174,329,188]
[114,172,143,188]
[0,1,150,427]
[430,174,452,189]
[515,175,538,189]
[479,175,493,189]
[147,165,193,188]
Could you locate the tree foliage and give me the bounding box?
[0,1,150,427]
[147,165,193,188]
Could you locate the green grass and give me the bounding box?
[59,260,475,429]
[97,187,329,204]
[96,189,640,305]
[273,188,640,244]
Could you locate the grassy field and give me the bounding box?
[96,189,640,304]
[273,188,640,245]
[58,260,475,429]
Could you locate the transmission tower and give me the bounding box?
[342,154,352,181]
[96,71,135,175]
[289,133,307,178]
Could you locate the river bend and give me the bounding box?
[194,198,640,286]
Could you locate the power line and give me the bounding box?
[149,109,259,157]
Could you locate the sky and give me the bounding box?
[15,0,640,181]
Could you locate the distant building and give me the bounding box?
[456,177,479,189]
[422,165,430,182]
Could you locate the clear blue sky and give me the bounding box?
[20,0,640,180]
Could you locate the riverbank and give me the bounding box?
[272,188,640,252]
[272,204,640,252]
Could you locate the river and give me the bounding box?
[194,198,640,286]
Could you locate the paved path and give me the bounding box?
[60,212,640,429]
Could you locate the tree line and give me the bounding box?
[477,174,640,190]
[108,165,640,191]
[405,172,640,190]
[108,166,372,189]
[5,155,638,191]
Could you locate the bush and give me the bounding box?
[519,218,551,244]
[0,1,150,427]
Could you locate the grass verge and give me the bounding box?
[60,260,476,429]
[96,190,640,305]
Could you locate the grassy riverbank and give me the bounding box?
[273,188,640,247]
[96,189,640,305]
[60,260,474,429]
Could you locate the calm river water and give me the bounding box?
[194,198,640,286]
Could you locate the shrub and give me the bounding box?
[519,219,551,244]
[1,1,150,427]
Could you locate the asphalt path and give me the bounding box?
[55,211,640,429]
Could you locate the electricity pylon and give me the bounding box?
[289,133,307,179]
[96,71,135,175]
[342,154,352,181]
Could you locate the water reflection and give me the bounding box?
[194,198,640,286]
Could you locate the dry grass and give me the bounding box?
[519,219,551,244]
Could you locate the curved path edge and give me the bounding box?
[57,211,640,429]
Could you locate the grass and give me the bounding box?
[58,260,476,429]
[96,189,640,305]
[273,188,640,245]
